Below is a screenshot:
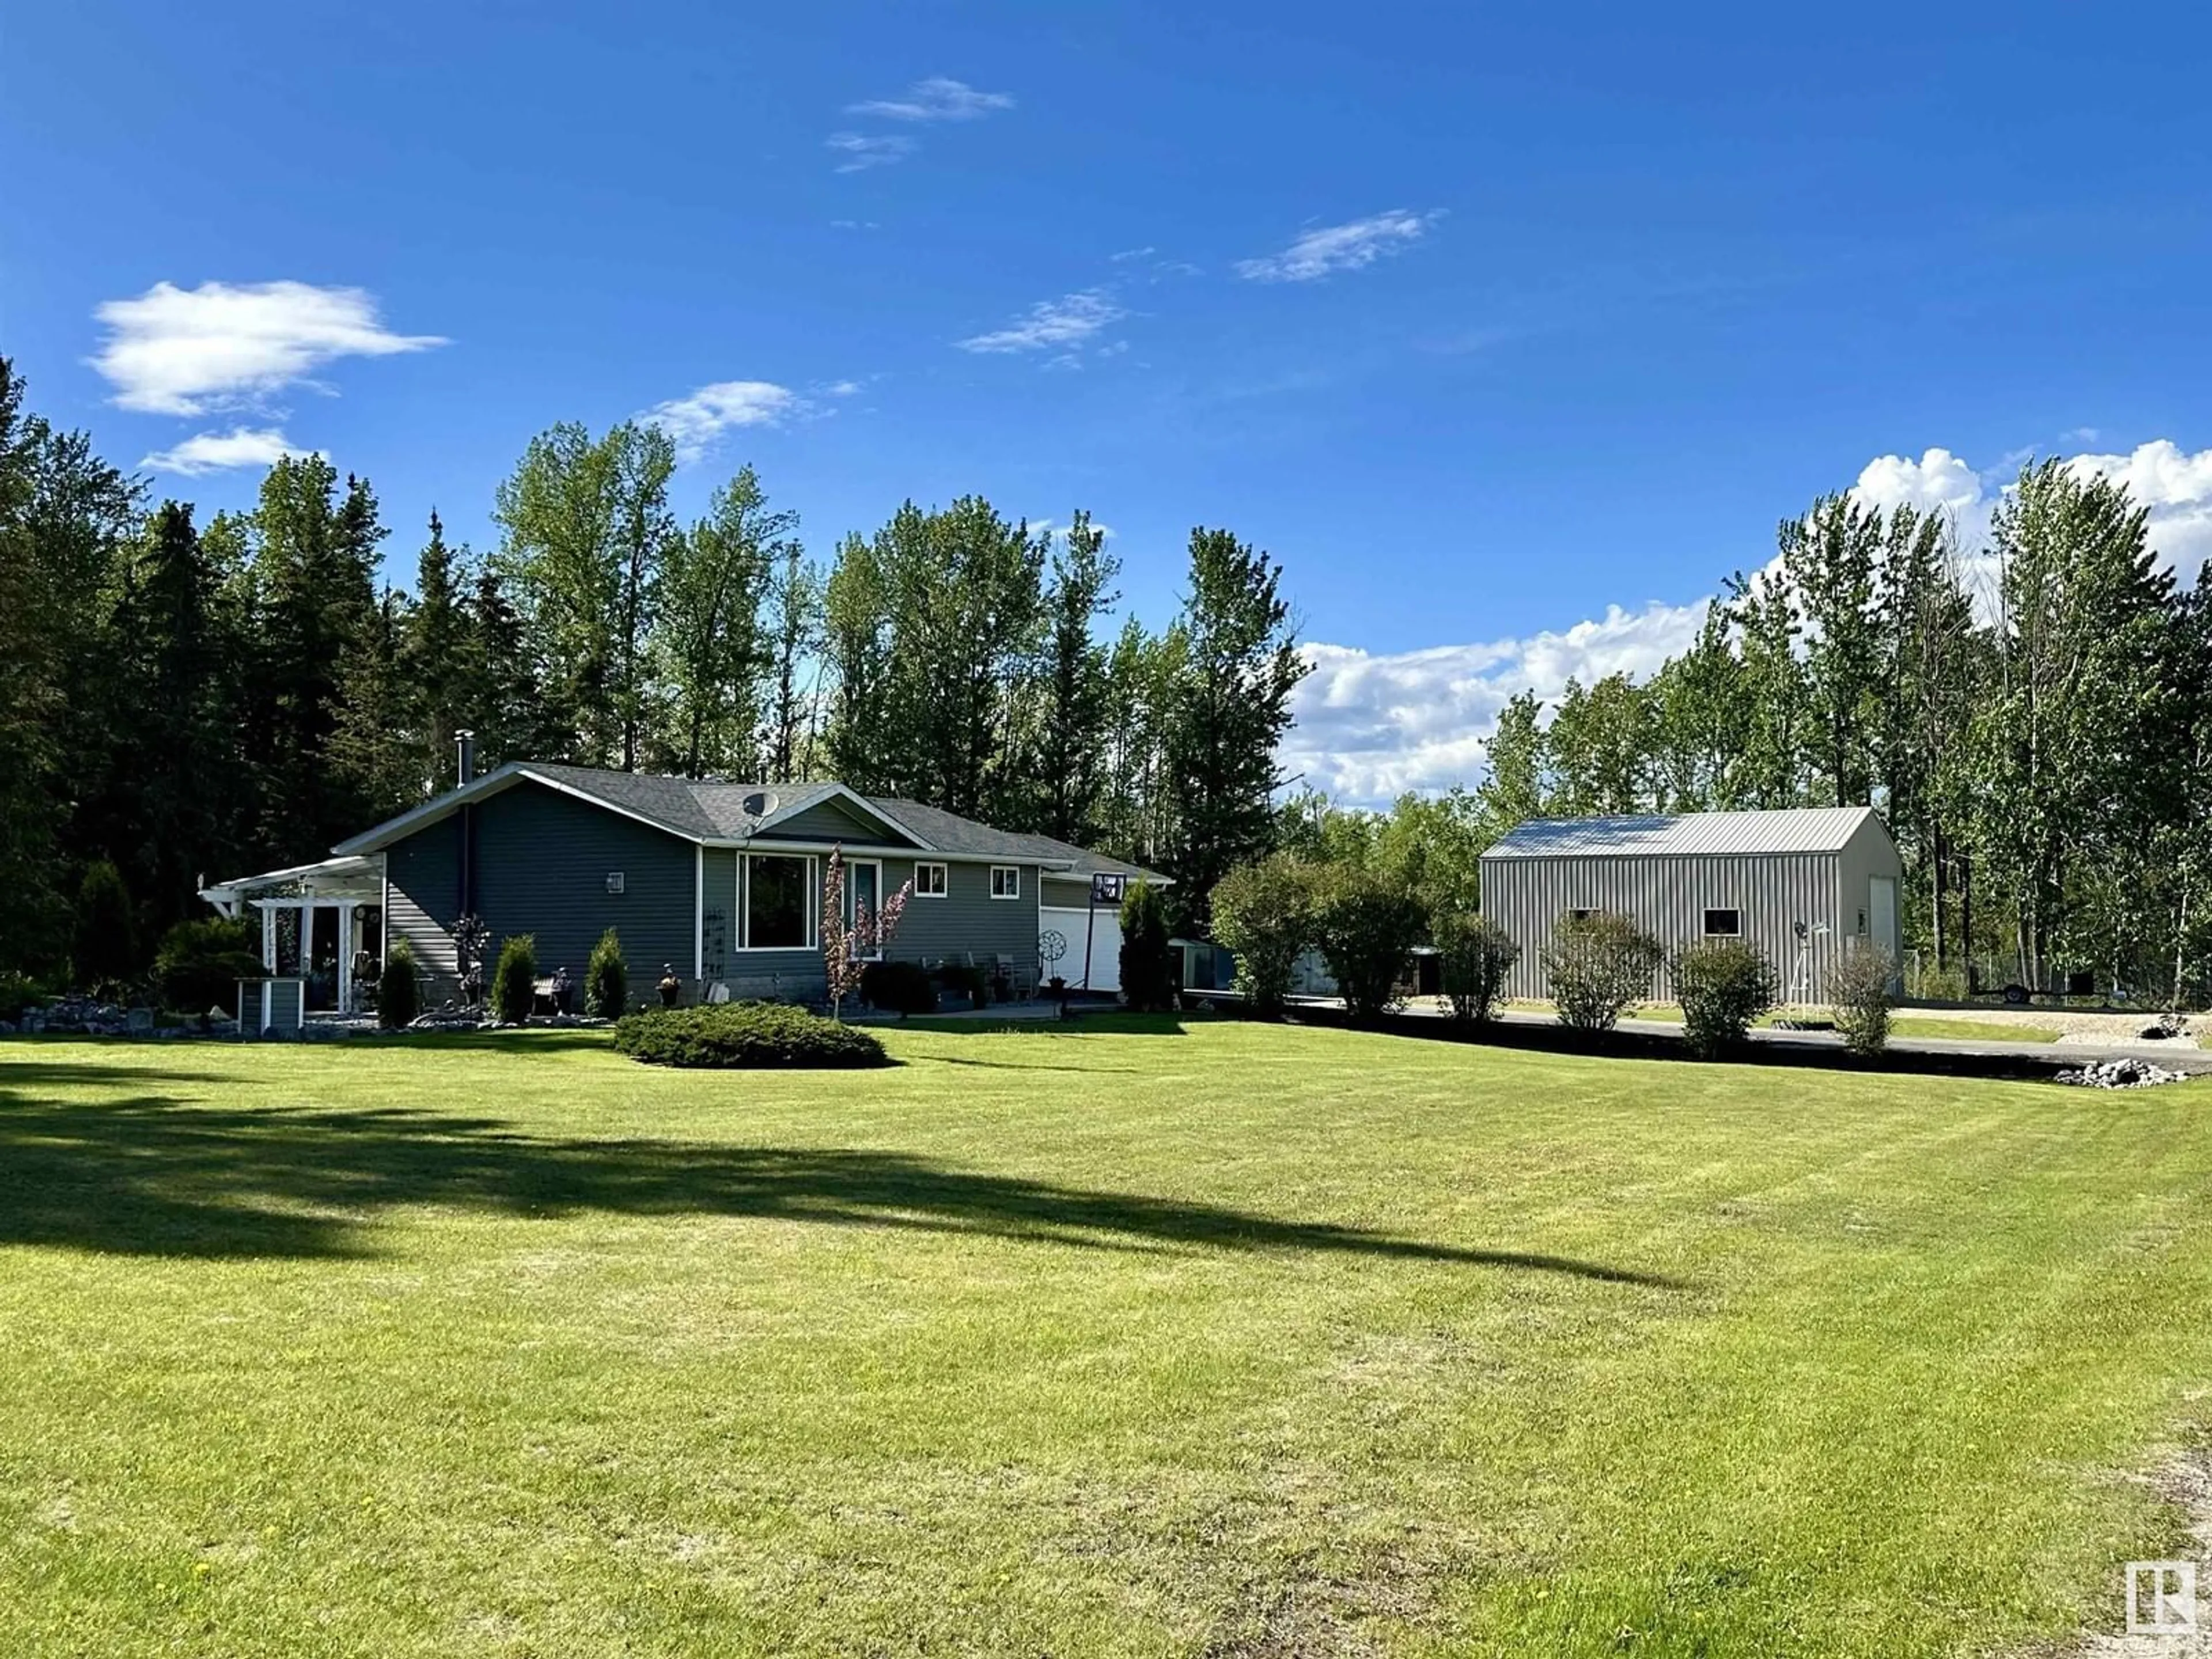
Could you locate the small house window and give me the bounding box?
[1703,908,1741,937]
[989,865,1020,900]
[1569,908,1595,921]
[915,861,949,898]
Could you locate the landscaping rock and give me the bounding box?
[2055,1057,2191,1089]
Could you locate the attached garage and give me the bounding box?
[1040,876,1124,992]
[1479,806,1904,1003]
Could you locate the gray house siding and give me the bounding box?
[1482,849,1850,1003]
[1040,875,1097,909]
[474,783,696,987]
[879,857,1042,972]
[381,780,695,1004]
[772,797,906,843]
[384,819,461,995]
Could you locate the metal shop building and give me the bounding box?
[1479,806,1904,1003]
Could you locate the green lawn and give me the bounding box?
[1626,1004,2064,1044]
[3,1021,2209,1657]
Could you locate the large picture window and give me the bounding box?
[744,854,812,949]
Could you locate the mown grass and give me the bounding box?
[2,1020,2209,1657]
[1625,1003,2063,1043]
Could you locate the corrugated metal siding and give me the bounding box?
[1480,849,1846,1002]
[1487,806,1877,859]
[471,781,696,989]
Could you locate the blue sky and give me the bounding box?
[9,1,2211,798]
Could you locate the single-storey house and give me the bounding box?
[202,759,1164,1012]
[1479,806,1903,1003]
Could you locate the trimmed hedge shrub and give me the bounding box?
[1541,910,1663,1032]
[1433,911,1518,1024]
[491,935,537,1024]
[1119,880,1176,1012]
[613,1002,892,1069]
[153,916,262,1015]
[1671,938,1777,1058]
[378,940,422,1029]
[585,927,627,1017]
[1827,943,1895,1056]
[861,958,936,1016]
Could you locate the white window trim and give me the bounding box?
[842,858,885,961]
[989,864,1020,900]
[1702,907,1743,938]
[737,851,818,952]
[915,861,949,899]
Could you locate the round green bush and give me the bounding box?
[613,1002,892,1069]
[1671,938,1778,1057]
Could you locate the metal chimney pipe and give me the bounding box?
[456,729,476,787]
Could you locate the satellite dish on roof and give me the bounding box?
[740,789,779,820]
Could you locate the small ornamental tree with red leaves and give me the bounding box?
[821,847,913,1020]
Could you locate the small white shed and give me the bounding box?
[1479,806,1904,1003]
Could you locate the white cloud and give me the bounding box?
[826,132,916,172]
[1850,438,2212,581]
[830,218,881,230]
[1110,245,1156,262]
[641,380,802,464]
[847,78,1013,121]
[90,280,444,415]
[1286,437,2212,806]
[956,289,1125,355]
[1235,209,1443,283]
[1285,603,1709,804]
[139,425,306,476]
[822,380,862,397]
[1027,516,1117,544]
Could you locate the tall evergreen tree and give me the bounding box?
[1164,527,1308,930]
[248,454,383,860]
[103,501,237,935]
[403,510,465,793]
[0,358,68,972]
[331,584,424,820]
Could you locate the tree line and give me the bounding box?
[0,358,1306,985]
[1279,465,2212,1001]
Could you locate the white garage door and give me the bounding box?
[1039,905,1122,993]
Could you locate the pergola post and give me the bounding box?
[336,903,355,1014]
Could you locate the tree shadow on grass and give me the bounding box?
[0,1078,1681,1289]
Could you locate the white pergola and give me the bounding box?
[200,855,383,1015]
